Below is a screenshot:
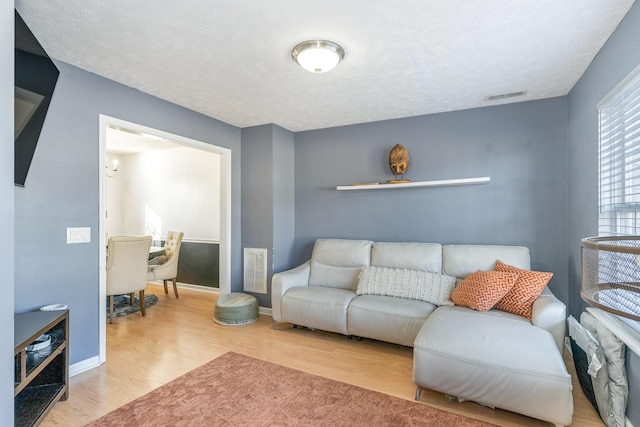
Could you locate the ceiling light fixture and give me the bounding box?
[292,40,345,73]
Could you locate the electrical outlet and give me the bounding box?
[67,227,91,244]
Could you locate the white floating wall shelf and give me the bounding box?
[336,176,491,191]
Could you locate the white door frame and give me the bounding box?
[98,114,232,364]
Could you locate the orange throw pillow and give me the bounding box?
[493,260,553,320]
[451,270,519,311]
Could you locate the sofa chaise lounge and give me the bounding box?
[271,238,573,426]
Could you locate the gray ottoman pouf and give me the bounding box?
[214,293,259,326]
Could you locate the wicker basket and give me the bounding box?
[581,236,640,321]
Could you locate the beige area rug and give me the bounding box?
[86,352,496,426]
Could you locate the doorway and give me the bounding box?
[98,115,231,364]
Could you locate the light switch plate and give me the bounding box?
[67,227,91,244]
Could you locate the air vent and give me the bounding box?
[243,248,268,294]
[485,91,527,101]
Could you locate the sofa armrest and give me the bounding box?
[531,287,567,353]
[271,261,311,322]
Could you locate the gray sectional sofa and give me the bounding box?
[271,238,574,426]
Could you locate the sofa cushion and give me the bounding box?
[442,245,530,279]
[582,309,628,427]
[450,270,518,311]
[413,305,573,426]
[281,286,356,335]
[493,260,553,319]
[371,242,442,272]
[309,239,373,290]
[348,295,437,347]
[567,315,605,417]
[356,266,455,306]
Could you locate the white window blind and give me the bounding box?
[599,67,640,236]
[598,66,640,335]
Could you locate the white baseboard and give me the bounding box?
[259,306,272,316]
[69,355,101,377]
[148,281,271,314]
[148,281,220,294]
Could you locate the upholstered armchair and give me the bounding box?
[148,231,184,298]
[106,235,153,324]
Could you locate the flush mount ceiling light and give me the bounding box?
[291,40,345,73]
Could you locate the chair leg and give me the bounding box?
[172,278,179,298]
[129,292,135,306]
[108,295,113,324]
[163,280,169,295]
[139,290,146,317]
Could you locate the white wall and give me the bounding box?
[104,153,123,239]
[106,147,221,241]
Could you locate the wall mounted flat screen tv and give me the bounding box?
[14,10,59,187]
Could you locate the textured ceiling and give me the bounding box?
[15,1,636,132]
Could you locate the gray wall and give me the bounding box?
[567,2,640,424]
[294,98,569,303]
[241,124,295,307]
[241,125,274,307]
[272,125,296,275]
[567,1,640,318]
[1,3,14,425]
[13,61,242,365]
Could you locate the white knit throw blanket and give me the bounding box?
[356,266,456,306]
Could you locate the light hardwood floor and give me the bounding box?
[41,284,603,426]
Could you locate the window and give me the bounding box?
[598,65,640,334]
[599,66,640,236]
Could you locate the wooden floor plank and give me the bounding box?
[40,284,603,426]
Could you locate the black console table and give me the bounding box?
[14,310,69,427]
